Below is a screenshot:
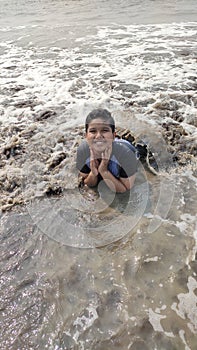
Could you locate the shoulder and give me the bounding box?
[76,140,90,163]
[112,139,136,157]
[76,141,90,172]
[77,140,90,155]
[112,139,137,177]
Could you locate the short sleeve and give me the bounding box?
[114,142,137,178]
[76,141,90,174]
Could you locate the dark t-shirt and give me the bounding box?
[76,139,137,179]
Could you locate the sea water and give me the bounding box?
[0,1,197,349]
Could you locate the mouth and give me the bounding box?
[93,140,106,145]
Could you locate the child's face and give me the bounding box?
[86,118,115,154]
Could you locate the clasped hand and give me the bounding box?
[90,146,112,176]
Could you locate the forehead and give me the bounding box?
[88,118,112,128]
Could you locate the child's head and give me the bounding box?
[85,108,115,133]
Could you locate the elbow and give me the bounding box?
[117,185,128,193]
[118,180,135,193]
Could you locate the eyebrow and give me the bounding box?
[89,126,111,130]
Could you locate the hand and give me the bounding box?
[90,149,99,176]
[98,145,112,174]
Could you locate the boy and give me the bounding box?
[76,108,137,193]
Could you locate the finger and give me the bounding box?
[90,148,96,161]
[108,144,112,154]
[104,148,110,159]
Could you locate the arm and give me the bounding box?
[80,149,99,187]
[98,146,136,193]
[99,169,135,193]
[80,171,98,187]
[77,142,98,187]
[119,173,136,190]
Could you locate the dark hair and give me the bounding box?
[85,108,115,133]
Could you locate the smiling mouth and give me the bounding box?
[93,140,106,145]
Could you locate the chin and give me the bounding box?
[93,146,106,153]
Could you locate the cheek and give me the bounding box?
[86,137,93,146]
[107,132,115,139]
[86,134,92,141]
[106,135,114,142]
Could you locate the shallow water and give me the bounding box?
[0,0,197,349]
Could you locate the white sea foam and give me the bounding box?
[0,22,197,130]
[171,276,197,333]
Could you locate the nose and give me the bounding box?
[95,130,103,138]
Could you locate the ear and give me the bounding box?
[113,132,116,139]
